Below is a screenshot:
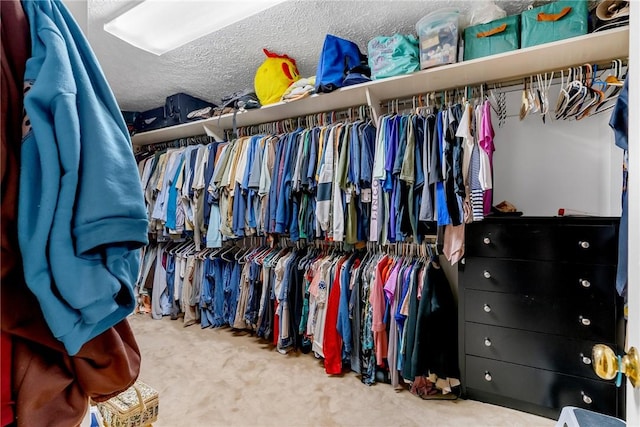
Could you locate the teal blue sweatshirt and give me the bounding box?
[19,0,148,355]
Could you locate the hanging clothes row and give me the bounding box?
[229,106,371,139]
[136,96,494,265]
[137,238,459,395]
[371,96,495,264]
[134,135,211,161]
[136,116,382,247]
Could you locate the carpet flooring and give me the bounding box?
[128,314,554,427]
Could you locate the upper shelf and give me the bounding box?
[131,27,629,146]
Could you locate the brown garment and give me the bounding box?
[1,2,141,426]
[410,375,437,398]
[0,0,26,281]
[1,2,30,423]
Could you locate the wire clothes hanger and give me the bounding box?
[233,105,371,138]
[593,59,626,114]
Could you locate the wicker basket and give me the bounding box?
[97,381,159,427]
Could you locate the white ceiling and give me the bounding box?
[82,0,542,112]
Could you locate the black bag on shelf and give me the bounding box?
[220,90,261,110]
[164,92,217,127]
[133,93,217,133]
[133,106,166,133]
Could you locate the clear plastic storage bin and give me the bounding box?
[416,8,460,69]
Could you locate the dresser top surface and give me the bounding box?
[470,216,620,226]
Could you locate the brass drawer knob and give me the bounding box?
[483,304,492,313]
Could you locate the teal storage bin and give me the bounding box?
[464,15,520,61]
[521,0,588,48]
[368,34,420,80]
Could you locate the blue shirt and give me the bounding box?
[383,117,397,192]
[413,115,425,189]
[19,0,148,355]
[435,111,451,226]
[275,130,301,233]
[187,148,199,199]
[166,154,185,230]
[267,136,285,233]
[203,142,219,223]
[348,123,361,193]
[245,136,261,229]
[393,116,408,175]
[232,181,246,237]
[610,78,628,299]
[337,256,357,358]
[306,127,320,189]
[359,122,376,188]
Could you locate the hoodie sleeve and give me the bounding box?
[53,2,148,254]
[19,0,148,355]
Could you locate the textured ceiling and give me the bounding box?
[85,0,540,112]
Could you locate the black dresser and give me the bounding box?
[458,217,625,419]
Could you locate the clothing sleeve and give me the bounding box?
[480,101,495,151]
[332,129,347,241]
[56,8,148,256]
[609,78,629,151]
[18,0,148,355]
[248,139,263,189]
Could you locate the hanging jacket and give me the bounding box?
[411,261,459,379]
[316,127,335,234]
[19,0,148,355]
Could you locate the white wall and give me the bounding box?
[62,0,88,35]
[492,84,623,217]
[444,83,624,300]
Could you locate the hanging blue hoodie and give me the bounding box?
[19,0,149,355]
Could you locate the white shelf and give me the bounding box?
[132,27,629,146]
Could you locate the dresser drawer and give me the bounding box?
[465,355,619,417]
[464,323,615,380]
[466,221,618,263]
[460,258,616,300]
[465,289,616,341]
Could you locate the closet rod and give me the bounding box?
[377,57,628,109]
[228,104,373,138]
[480,57,628,93]
[135,57,627,146]
[152,234,440,253]
[134,134,213,154]
[231,106,369,138]
[379,66,627,116]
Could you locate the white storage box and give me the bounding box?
[416,8,460,69]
